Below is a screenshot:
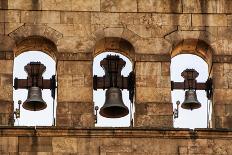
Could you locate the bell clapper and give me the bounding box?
[94,106,99,124]
[173,101,180,119]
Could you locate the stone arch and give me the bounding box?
[13,36,57,60]
[171,39,213,69]
[8,24,62,60]
[93,37,135,61]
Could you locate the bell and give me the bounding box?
[181,90,201,110]
[22,87,47,111]
[100,87,129,118]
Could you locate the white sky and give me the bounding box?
[13,51,211,128]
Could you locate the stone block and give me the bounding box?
[8,0,42,10]
[211,40,232,55]
[101,0,137,12]
[0,76,13,101]
[60,12,90,24]
[183,0,226,13]
[136,62,161,76]
[0,137,18,153]
[127,25,152,38]
[49,23,91,37]
[72,113,94,127]
[136,87,171,103]
[134,38,171,54]
[151,25,177,38]
[0,23,3,34]
[58,86,92,102]
[0,101,12,113]
[161,62,170,76]
[136,103,173,115]
[104,27,124,38]
[228,15,232,26]
[4,23,24,34]
[58,61,92,75]
[0,10,20,23]
[52,137,77,153]
[21,11,60,24]
[19,137,52,152]
[72,0,100,11]
[69,102,93,114]
[192,14,227,26]
[225,104,232,116]
[0,60,13,74]
[215,116,232,128]
[91,13,120,25]
[152,14,191,26]
[214,89,232,104]
[136,75,170,88]
[135,115,173,127]
[213,74,228,89]
[214,104,225,117]
[138,0,182,13]
[56,102,69,114]
[56,114,72,126]
[0,36,15,51]
[42,0,72,11]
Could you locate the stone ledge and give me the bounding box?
[0,127,232,139]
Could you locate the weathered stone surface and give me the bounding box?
[52,137,77,153]
[136,103,173,115]
[19,137,52,152]
[134,38,171,54]
[0,10,20,23]
[136,62,161,76]
[8,0,42,10]
[136,87,171,103]
[214,89,232,104]
[42,0,72,11]
[91,13,120,25]
[60,12,90,25]
[152,14,191,26]
[135,115,173,127]
[138,0,182,13]
[0,137,18,153]
[183,0,232,13]
[0,60,13,74]
[72,0,100,11]
[192,14,227,26]
[101,0,137,12]
[21,11,60,24]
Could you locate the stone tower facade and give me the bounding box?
[1,0,232,154]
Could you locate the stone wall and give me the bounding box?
[0,127,232,155]
[1,0,232,129]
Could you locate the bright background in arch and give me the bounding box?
[93,52,133,127]
[171,54,210,129]
[13,51,56,126]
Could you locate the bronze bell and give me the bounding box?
[181,90,201,110]
[100,87,129,118]
[22,87,47,111]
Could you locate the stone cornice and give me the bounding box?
[1,127,232,139]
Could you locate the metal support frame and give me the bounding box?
[93,55,135,103]
[171,69,213,99]
[14,62,56,99]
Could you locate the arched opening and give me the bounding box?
[93,52,133,127]
[13,51,56,126]
[171,54,210,128]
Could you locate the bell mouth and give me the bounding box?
[23,100,47,111]
[100,106,129,118]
